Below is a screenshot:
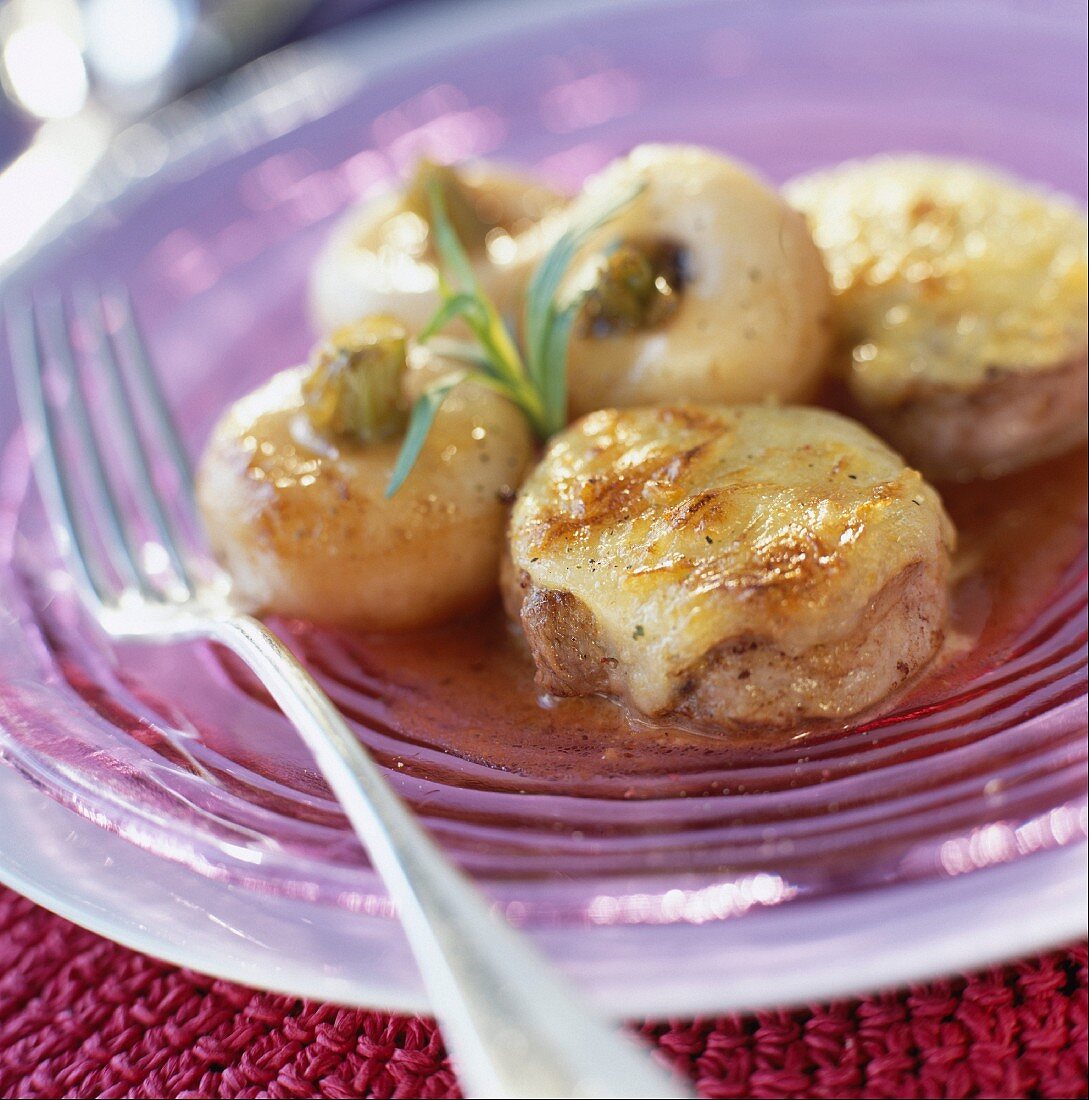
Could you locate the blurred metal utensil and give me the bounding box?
[0,0,316,272]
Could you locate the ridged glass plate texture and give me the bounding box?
[0,0,1085,1011]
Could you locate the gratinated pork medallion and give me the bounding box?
[787,156,1088,480]
[504,405,955,730]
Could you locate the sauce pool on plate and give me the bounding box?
[273,446,1087,795]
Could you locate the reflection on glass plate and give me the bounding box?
[0,0,1086,1013]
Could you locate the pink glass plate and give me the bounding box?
[0,0,1086,1012]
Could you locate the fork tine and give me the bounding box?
[111,283,195,496]
[80,286,196,595]
[41,293,151,595]
[6,297,109,608]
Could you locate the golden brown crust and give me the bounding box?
[505,405,954,730]
[787,155,1089,479]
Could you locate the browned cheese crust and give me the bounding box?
[504,406,955,732]
[786,156,1088,481]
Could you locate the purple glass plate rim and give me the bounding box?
[0,0,1086,950]
[0,759,1084,1018]
[2,411,1086,924]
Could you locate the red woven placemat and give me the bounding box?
[0,885,1085,1099]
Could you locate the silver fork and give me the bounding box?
[6,287,691,1100]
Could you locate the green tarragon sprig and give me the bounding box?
[385,175,640,496]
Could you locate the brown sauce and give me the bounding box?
[289,447,1087,792]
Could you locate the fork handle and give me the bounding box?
[209,615,689,1100]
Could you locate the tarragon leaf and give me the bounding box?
[539,301,579,431]
[427,336,496,372]
[418,292,487,343]
[385,370,468,498]
[427,178,479,292]
[524,179,644,399]
[385,164,642,494]
[425,180,524,386]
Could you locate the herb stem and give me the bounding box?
[385,166,641,495]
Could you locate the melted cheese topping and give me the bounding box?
[786,156,1088,406]
[510,406,954,715]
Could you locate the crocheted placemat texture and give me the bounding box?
[0,887,1085,1099]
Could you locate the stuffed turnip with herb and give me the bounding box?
[559,145,834,416]
[197,317,534,630]
[310,159,565,336]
